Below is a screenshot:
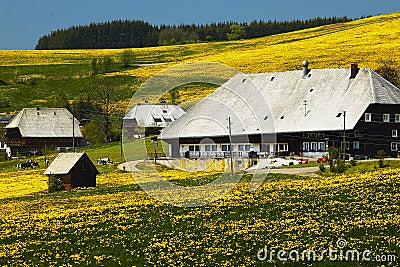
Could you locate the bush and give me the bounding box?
[48,174,65,192]
[120,49,134,68]
[375,150,386,168]
[335,159,347,173]
[350,159,357,166]
[319,163,326,172]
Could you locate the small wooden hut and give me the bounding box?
[44,152,98,189]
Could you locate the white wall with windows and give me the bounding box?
[180,143,261,153]
[179,142,290,157]
[302,141,327,152]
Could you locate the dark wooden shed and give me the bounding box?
[44,152,98,189]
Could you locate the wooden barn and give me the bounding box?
[5,107,82,156]
[160,63,400,159]
[44,152,98,189]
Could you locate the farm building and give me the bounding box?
[0,113,14,127]
[44,152,98,189]
[0,113,14,152]
[123,102,185,139]
[5,107,82,156]
[160,62,400,159]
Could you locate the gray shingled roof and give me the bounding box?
[123,104,186,127]
[370,70,400,104]
[6,108,82,138]
[160,68,400,140]
[43,152,98,175]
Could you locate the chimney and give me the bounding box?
[302,60,310,78]
[350,63,359,79]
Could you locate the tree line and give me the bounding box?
[35,16,356,49]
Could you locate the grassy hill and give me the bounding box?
[0,12,399,114]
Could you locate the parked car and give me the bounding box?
[317,157,328,163]
[298,158,309,164]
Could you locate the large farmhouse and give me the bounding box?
[5,107,82,156]
[160,63,400,159]
[123,102,185,139]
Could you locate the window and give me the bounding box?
[303,142,309,151]
[164,118,172,122]
[195,145,200,152]
[365,113,371,122]
[383,114,390,122]
[154,118,163,123]
[278,144,288,151]
[222,145,228,151]
[393,130,398,138]
[212,145,217,151]
[311,142,317,151]
[354,141,360,150]
[391,142,398,151]
[341,142,350,150]
[205,145,211,151]
[245,145,251,151]
[238,145,244,151]
[189,145,195,152]
[318,142,325,151]
[396,114,400,123]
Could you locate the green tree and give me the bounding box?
[82,121,105,144]
[92,56,114,74]
[91,58,98,75]
[120,49,134,68]
[53,91,71,110]
[91,78,121,142]
[328,146,341,171]
[48,174,65,192]
[227,24,246,40]
[103,56,113,73]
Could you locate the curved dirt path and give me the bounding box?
[117,160,144,172]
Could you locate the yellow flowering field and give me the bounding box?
[0,167,398,266]
[1,12,399,71]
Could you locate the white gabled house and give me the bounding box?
[5,107,82,156]
[160,62,400,159]
[123,102,186,139]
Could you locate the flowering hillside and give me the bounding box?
[0,168,398,266]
